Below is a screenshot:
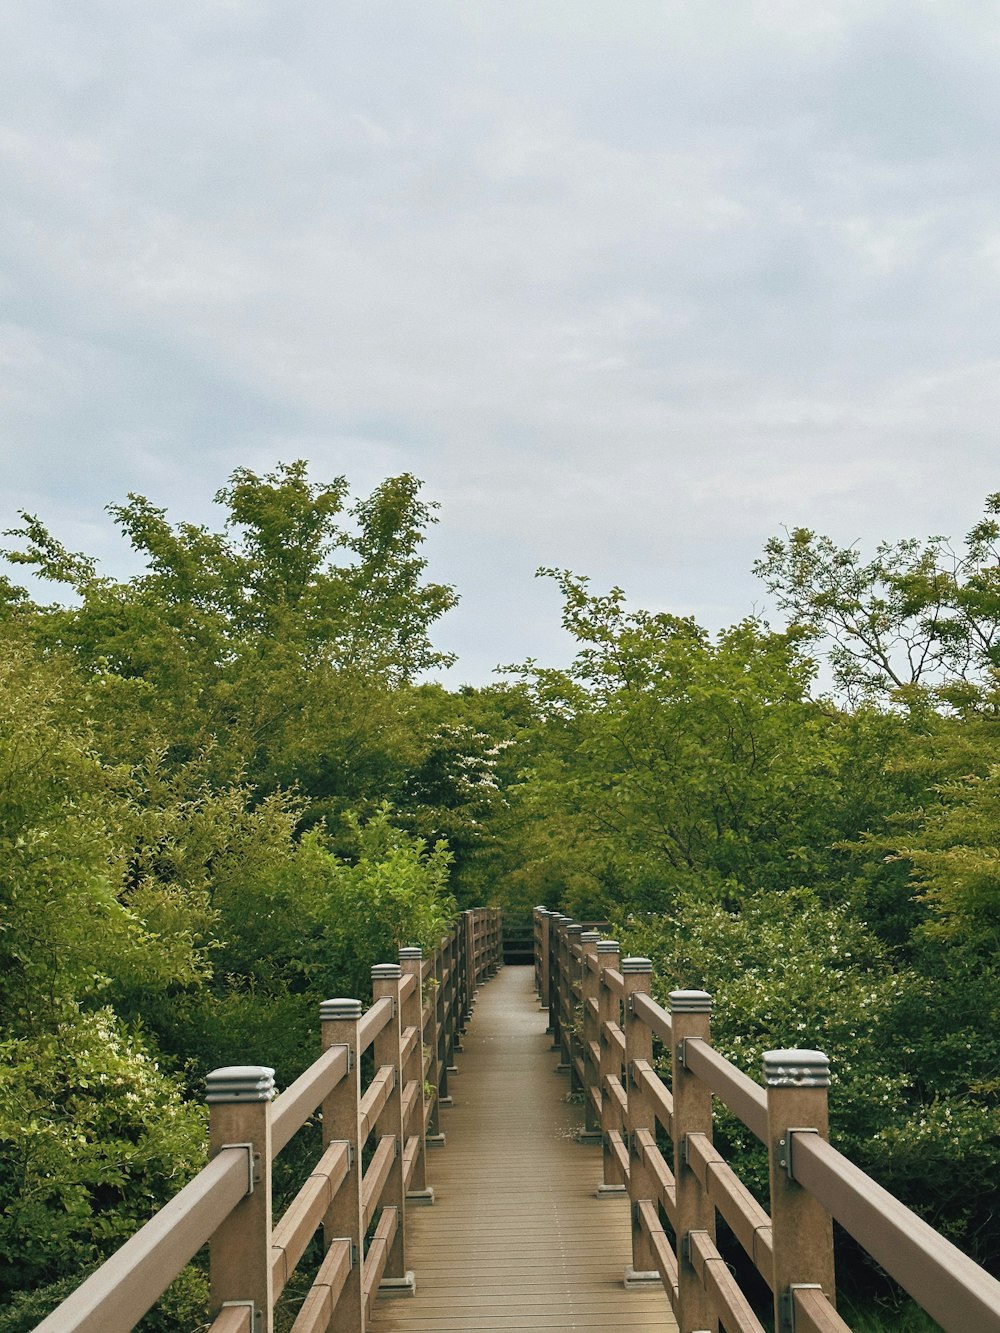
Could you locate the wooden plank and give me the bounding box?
[369,966,676,1332]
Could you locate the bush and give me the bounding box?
[0,1009,205,1291]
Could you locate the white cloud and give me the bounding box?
[2,1,1000,681]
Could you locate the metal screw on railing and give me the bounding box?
[763,1049,835,1333]
[670,990,717,1333]
[206,1065,276,1333]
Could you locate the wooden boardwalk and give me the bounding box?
[369,964,676,1332]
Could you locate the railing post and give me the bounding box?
[371,963,413,1295]
[536,907,551,1014]
[464,909,476,1021]
[320,999,365,1333]
[454,914,469,1045]
[764,1049,836,1333]
[549,916,566,1048]
[399,948,432,1205]
[671,990,718,1333]
[424,942,445,1148]
[580,930,602,1138]
[597,939,627,1196]
[434,937,451,1106]
[622,957,658,1285]
[206,1065,275,1333]
[438,933,451,1102]
[565,923,584,1087]
[443,928,459,1092]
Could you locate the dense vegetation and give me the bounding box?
[1,464,998,1327]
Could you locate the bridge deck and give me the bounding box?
[369,964,675,1332]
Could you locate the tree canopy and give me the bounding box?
[2,467,999,1327]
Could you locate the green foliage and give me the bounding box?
[755,494,1000,702]
[0,1009,205,1289]
[901,761,1000,947]
[4,462,458,796]
[616,891,1000,1266]
[0,464,473,1316]
[513,570,901,915]
[0,1265,209,1333]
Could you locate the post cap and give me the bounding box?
[596,940,620,954]
[580,930,601,944]
[621,956,653,974]
[567,924,584,936]
[372,963,402,980]
[206,1066,275,1104]
[670,989,712,1014]
[399,947,423,960]
[321,998,363,1022]
[763,1049,830,1088]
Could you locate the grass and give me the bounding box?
[839,1291,942,1332]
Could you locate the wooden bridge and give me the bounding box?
[34,908,1000,1333]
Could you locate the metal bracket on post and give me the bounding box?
[329,1238,357,1270]
[222,1143,257,1194]
[780,1284,823,1332]
[221,1301,258,1330]
[682,1229,710,1269]
[676,1039,688,1069]
[335,1140,355,1171]
[777,1126,819,1180]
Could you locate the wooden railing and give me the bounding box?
[535,906,1000,1333]
[34,907,503,1333]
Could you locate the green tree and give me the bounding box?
[4,462,457,796]
[754,495,1000,703]
[513,570,891,913]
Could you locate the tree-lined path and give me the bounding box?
[370,964,673,1332]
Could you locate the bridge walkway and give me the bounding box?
[369,964,675,1332]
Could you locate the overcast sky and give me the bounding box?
[3,1,999,683]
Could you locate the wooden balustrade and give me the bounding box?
[534,905,1000,1333]
[34,906,503,1333]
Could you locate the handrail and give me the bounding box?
[35,905,504,1332]
[535,904,1000,1333]
[271,1043,350,1157]
[358,994,394,1053]
[630,989,672,1045]
[683,1037,768,1140]
[793,1134,1000,1332]
[33,1149,249,1333]
[270,1141,350,1298]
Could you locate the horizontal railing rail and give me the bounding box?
[34,907,503,1333]
[535,905,1000,1333]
